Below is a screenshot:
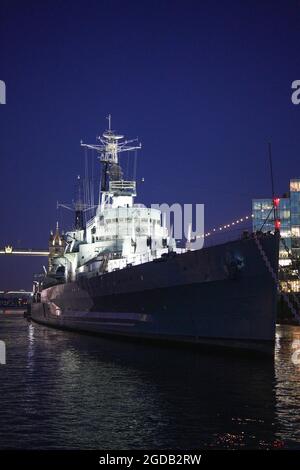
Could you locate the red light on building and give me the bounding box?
[273,197,280,208]
[275,218,281,230]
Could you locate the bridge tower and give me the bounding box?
[48,222,66,270]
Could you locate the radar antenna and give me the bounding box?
[80,116,142,209]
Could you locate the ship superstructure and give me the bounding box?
[48,117,179,286]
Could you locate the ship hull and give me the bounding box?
[31,234,279,355]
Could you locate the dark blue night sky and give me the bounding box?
[0,0,299,289]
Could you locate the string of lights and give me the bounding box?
[197,214,254,238]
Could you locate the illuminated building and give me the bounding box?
[252,178,300,292]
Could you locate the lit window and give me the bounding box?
[290,180,300,192]
[291,227,300,237]
[253,201,262,210]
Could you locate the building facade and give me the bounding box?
[252,178,300,292]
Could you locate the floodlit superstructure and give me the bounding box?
[51,117,179,284]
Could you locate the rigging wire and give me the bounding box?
[91,149,95,210]
[84,147,89,224]
[133,149,137,182]
[125,150,129,181]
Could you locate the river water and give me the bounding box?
[0,312,300,449]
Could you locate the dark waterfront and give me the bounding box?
[0,313,300,450]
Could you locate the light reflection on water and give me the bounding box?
[0,313,299,449]
[275,325,300,445]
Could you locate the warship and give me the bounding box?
[30,118,279,355]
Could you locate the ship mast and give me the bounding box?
[80,115,141,210]
[57,175,97,230]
